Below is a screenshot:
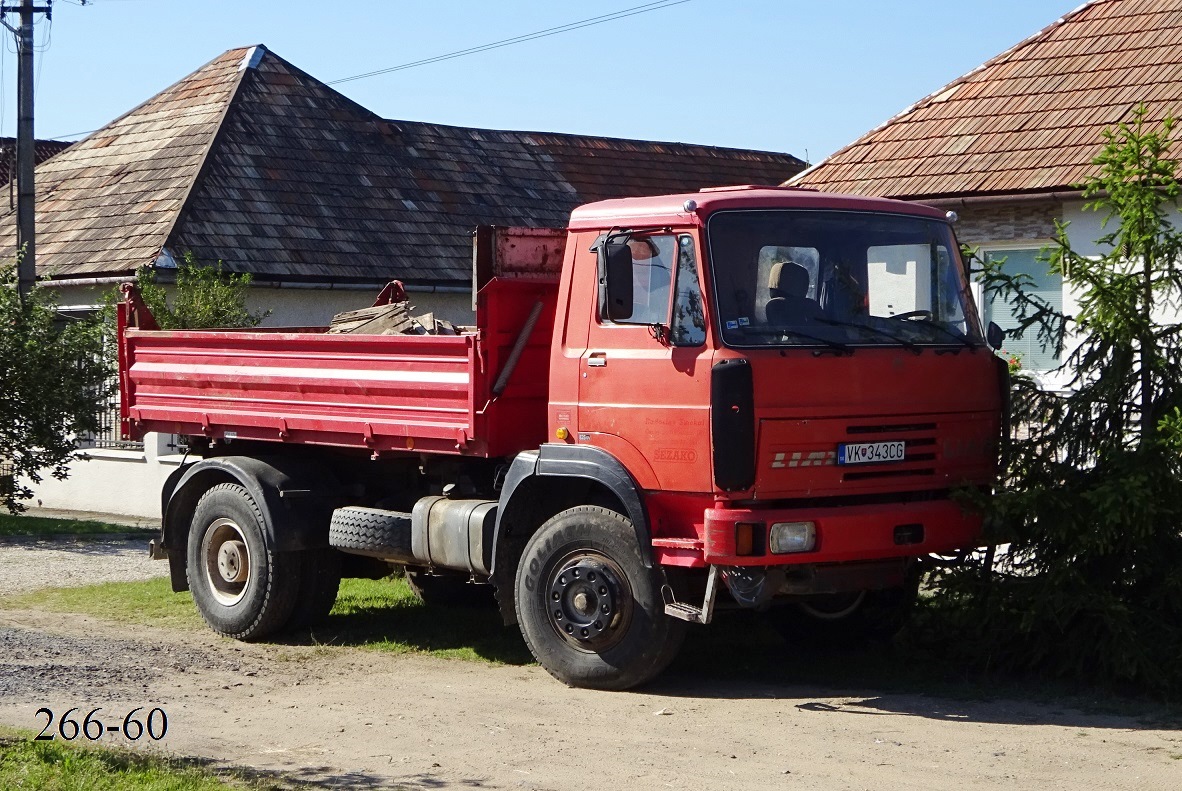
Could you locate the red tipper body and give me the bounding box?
[119,187,1002,573]
[119,227,563,459]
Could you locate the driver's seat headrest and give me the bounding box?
[769,261,810,299]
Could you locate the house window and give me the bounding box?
[983,248,1062,372]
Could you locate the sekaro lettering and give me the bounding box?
[771,450,836,469]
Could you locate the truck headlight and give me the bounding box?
[769,521,816,554]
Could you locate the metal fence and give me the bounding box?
[80,372,143,451]
[0,458,14,505]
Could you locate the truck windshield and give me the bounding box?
[707,210,983,349]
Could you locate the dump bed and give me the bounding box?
[118,227,564,458]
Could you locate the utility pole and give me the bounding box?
[2,0,52,301]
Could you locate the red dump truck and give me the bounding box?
[118,186,1005,689]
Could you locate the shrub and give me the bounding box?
[928,105,1182,695]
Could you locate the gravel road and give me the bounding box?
[1,538,1180,790]
[0,537,167,596]
[1,606,1180,791]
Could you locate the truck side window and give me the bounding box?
[605,234,676,325]
[670,234,706,346]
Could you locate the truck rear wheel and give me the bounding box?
[514,506,685,690]
[186,483,300,641]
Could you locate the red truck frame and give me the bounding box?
[119,186,1005,689]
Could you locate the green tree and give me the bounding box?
[0,263,111,514]
[136,251,269,330]
[929,105,1182,694]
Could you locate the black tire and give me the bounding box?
[186,483,300,641]
[328,506,412,559]
[406,570,495,608]
[514,506,686,690]
[289,547,343,628]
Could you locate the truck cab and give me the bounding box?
[547,186,999,581]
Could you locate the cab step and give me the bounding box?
[662,565,719,625]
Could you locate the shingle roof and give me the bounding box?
[1,45,804,283]
[792,0,1182,200]
[0,138,73,189]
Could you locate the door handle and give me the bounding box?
[587,352,607,367]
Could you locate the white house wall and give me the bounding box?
[22,432,184,518]
[247,287,474,328]
[954,198,1182,391]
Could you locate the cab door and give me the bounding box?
[576,232,714,493]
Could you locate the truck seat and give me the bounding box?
[765,261,823,325]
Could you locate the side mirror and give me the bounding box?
[987,321,1005,350]
[600,241,634,321]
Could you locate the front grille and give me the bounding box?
[844,467,936,481]
[847,422,936,435]
[842,423,938,482]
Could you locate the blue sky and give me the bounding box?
[5,0,1080,162]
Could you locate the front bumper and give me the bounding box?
[700,498,981,567]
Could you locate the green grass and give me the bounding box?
[0,513,146,539]
[310,577,530,663]
[0,576,531,664]
[0,729,280,790]
[0,578,200,631]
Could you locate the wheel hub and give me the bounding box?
[548,558,622,646]
[201,518,251,607]
[216,540,249,583]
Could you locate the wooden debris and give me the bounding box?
[328,302,471,336]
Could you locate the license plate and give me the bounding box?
[837,441,906,465]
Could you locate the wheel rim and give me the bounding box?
[201,517,251,607]
[545,551,633,652]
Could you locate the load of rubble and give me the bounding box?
[327,300,472,336]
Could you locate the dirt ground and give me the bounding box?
[1,604,1180,791]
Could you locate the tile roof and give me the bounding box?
[0,46,804,283]
[792,0,1182,200]
[0,138,73,189]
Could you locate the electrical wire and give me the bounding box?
[328,0,692,85]
[46,1,694,140]
[46,126,96,139]
[34,16,49,94]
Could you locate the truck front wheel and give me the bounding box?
[186,483,300,640]
[514,506,685,690]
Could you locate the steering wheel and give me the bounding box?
[890,310,933,321]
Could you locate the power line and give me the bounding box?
[328,0,691,86]
[46,125,95,139]
[46,1,693,140]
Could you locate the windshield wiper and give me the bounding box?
[894,316,980,351]
[740,326,854,356]
[815,318,923,355]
